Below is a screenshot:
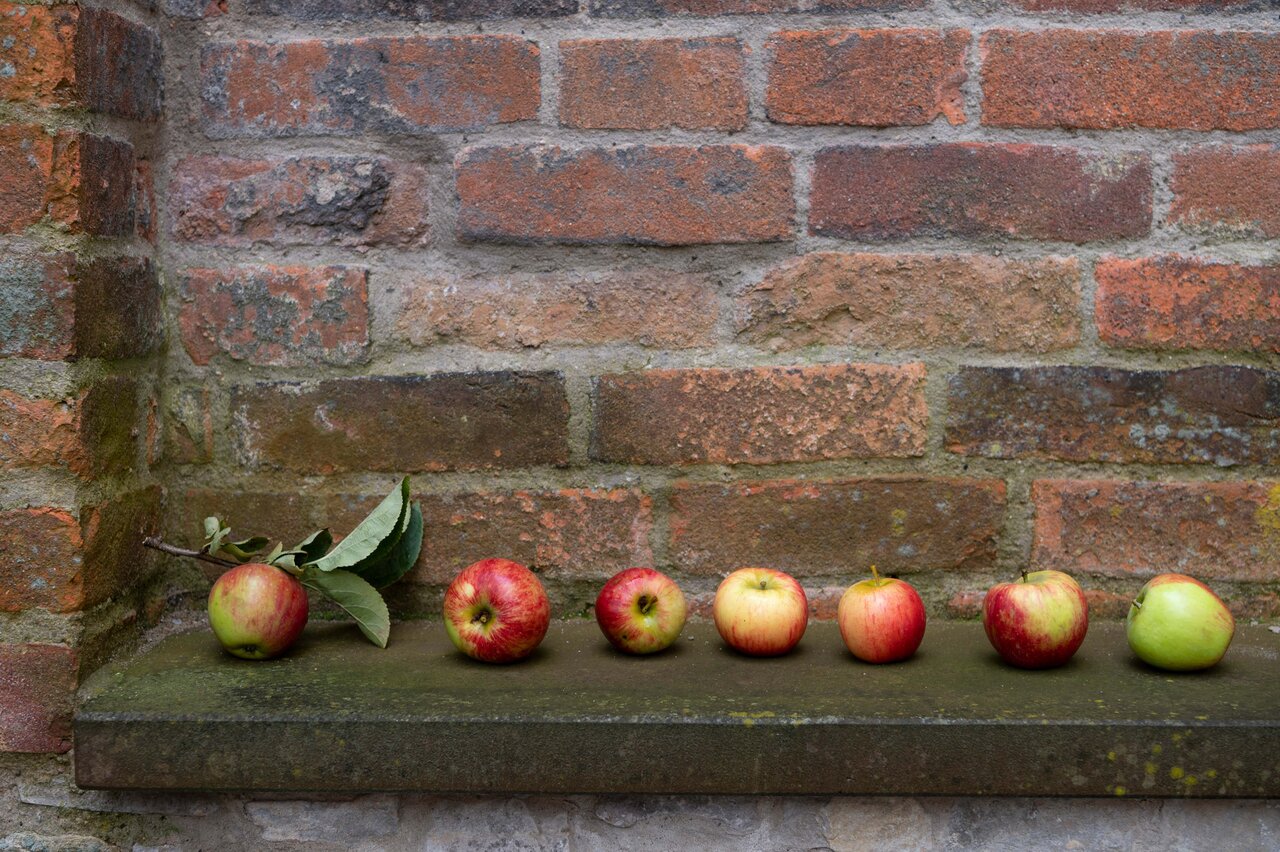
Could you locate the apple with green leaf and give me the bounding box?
[207,563,309,660]
[983,569,1088,669]
[1126,573,1235,671]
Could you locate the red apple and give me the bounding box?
[983,569,1088,669]
[595,568,687,655]
[838,566,926,664]
[444,558,550,663]
[207,563,309,660]
[713,567,808,657]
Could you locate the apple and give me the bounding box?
[595,567,688,655]
[207,562,309,660]
[713,567,808,657]
[1126,573,1235,672]
[444,558,550,663]
[983,569,1088,669]
[838,566,926,664]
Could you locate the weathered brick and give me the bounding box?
[394,270,717,350]
[0,6,161,119]
[73,257,163,360]
[592,363,927,465]
[982,30,1280,131]
[1096,257,1280,353]
[0,3,78,107]
[1171,146,1280,240]
[0,379,138,477]
[0,252,75,360]
[1032,479,1280,582]
[201,37,539,137]
[165,385,214,465]
[810,145,1151,243]
[79,486,162,609]
[77,376,141,478]
[0,644,76,753]
[171,156,429,248]
[457,145,794,245]
[179,266,369,367]
[766,29,967,127]
[165,0,227,18]
[591,0,925,16]
[1004,0,1251,9]
[73,8,162,121]
[0,124,65,232]
[947,366,1280,465]
[76,134,137,237]
[559,38,747,131]
[736,253,1080,352]
[411,489,654,583]
[0,508,83,612]
[241,0,577,19]
[234,373,570,473]
[1,128,139,237]
[669,477,1006,576]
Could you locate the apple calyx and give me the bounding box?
[636,594,656,615]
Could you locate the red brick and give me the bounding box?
[669,477,1006,576]
[810,144,1151,243]
[79,486,162,610]
[0,124,64,232]
[982,30,1280,131]
[394,270,717,350]
[736,253,1080,352]
[457,144,794,245]
[559,38,747,131]
[233,373,569,473]
[1032,480,1280,582]
[1171,146,1280,240]
[0,127,138,236]
[411,489,654,583]
[76,133,137,237]
[171,155,429,248]
[946,590,984,619]
[766,29,967,127]
[1096,256,1280,353]
[242,0,577,19]
[0,3,78,107]
[73,8,162,121]
[591,0,925,15]
[1006,0,1250,9]
[947,366,1280,466]
[0,644,76,753]
[0,379,139,478]
[179,266,369,367]
[592,363,927,465]
[202,37,539,137]
[0,508,83,612]
[0,252,75,360]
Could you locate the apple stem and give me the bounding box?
[1020,568,1029,583]
[143,536,237,569]
[1132,600,1142,610]
[870,565,880,582]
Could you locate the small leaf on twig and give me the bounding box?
[301,566,391,648]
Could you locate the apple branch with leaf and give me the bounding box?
[144,477,423,650]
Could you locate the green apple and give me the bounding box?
[1126,574,1235,672]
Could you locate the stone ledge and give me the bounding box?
[74,621,1280,797]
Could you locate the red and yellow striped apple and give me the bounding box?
[207,563,309,660]
[837,567,926,664]
[595,567,687,655]
[713,567,808,657]
[444,558,550,664]
[983,569,1088,669]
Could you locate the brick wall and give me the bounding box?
[1,0,1279,842]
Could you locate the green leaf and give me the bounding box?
[202,517,221,539]
[355,502,423,590]
[296,529,333,563]
[265,541,284,564]
[304,478,410,573]
[301,567,391,648]
[219,536,271,562]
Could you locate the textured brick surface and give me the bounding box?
[982,30,1280,131]
[0,508,83,613]
[171,156,430,247]
[947,366,1280,465]
[0,644,76,753]
[0,128,138,237]
[736,253,1080,352]
[0,251,74,360]
[560,38,747,131]
[810,145,1151,243]
[244,0,576,17]
[591,0,926,15]
[1032,480,1280,581]
[0,390,83,474]
[234,373,570,473]
[1004,0,1252,8]
[669,477,1006,576]
[593,363,927,465]
[179,266,369,367]
[1171,146,1280,240]
[73,8,162,121]
[0,3,78,108]
[395,270,717,350]
[766,29,967,127]
[73,257,163,360]
[456,145,794,245]
[202,37,539,137]
[1096,257,1280,353]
